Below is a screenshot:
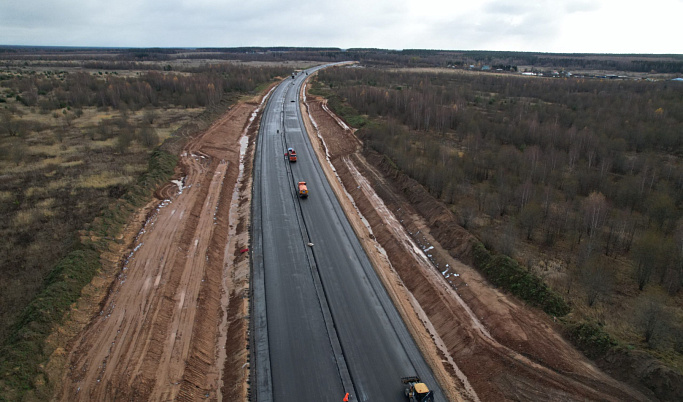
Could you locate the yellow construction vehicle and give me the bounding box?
[402,376,434,402]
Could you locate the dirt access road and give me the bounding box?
[52,90,271,401]
[300,82,652,401]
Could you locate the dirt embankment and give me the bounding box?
[301,87,651,401]
[47,90,270,401]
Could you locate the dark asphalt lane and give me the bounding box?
[252,66,446,401]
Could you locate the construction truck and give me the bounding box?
[285,147,297,162]
[297,181,308,198]
[402,376,434,402]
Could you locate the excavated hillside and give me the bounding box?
[301,84,651,401]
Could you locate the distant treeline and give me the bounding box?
[2,46,682,74]
[1,64,290,110]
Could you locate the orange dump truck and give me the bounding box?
[297,181,308,198]
[285,147,297,162]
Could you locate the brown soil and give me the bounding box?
[301,83,652,401]
[48,88,272,401]
[41,72,652,402]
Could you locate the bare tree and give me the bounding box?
[518,202,543,241]
[579,256,613,307]
[474,182,488,212]
[646,192,677,232]
[138,126,160,149]
[498,222,518,257]
[632,231,665,290]
[143,109,158,125]
[517,179,534,209]
[634,291,672,347]
[669,219,683,294]
[458,201,477,230]
[583,191,609,239]
[1,110,22,137]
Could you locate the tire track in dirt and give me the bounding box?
[302,91,650,402]
[55,92,271,401]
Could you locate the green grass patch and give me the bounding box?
[309,81,368,127]
[326,94,367,128]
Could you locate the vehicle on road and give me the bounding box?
[285,148,297,162]
[402,376,434,402]
[297,181,308,198]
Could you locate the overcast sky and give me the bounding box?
[1,0,681,53]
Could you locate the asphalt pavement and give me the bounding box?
[251,65,446,402]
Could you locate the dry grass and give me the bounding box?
[12,208,42,226]
[155,127,176,142]
[60,160,84,168]
[25,186,49,199]
[30,149,63,160]
[46,178,72,191]
[122,164,146,175]
[35,198,56,210]
[0,191,14,203]
[77,171,133,189]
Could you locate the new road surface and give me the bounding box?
[252,65,445,401]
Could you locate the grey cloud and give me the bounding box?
[421,2,561,51]
[0,0,678,52]
[1,1,99,29]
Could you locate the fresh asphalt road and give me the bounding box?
[252,65,446,401]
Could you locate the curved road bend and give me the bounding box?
[252,65,445,401]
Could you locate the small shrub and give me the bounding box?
[564,321,618,358]
[138,126,160,149]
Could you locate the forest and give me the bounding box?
[313,65,683,373]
